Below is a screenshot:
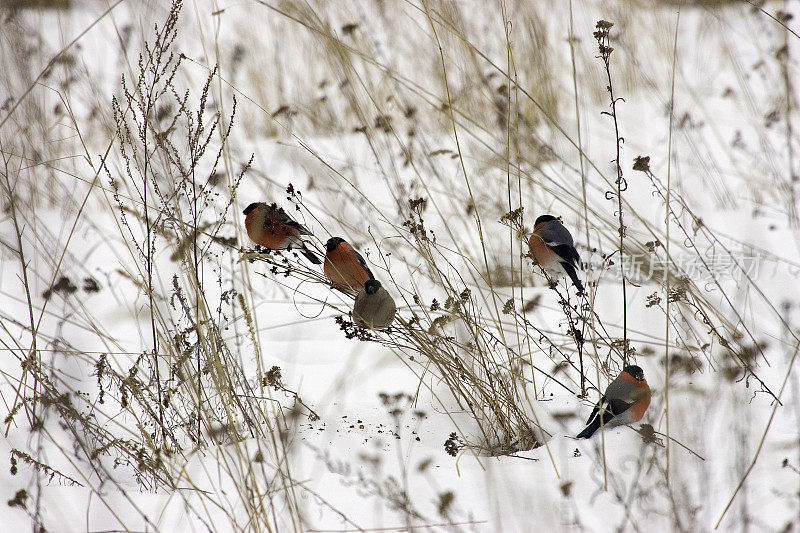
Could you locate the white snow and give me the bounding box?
[0,1,798,532]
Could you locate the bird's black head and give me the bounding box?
[623,365,645,381]
[364,279,382,294]
[243,202,261,215]
[534,214,558,226]
[325,237,345,252]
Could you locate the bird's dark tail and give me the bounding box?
[300,245,322,265]
[576,417,600,439]
[561,262,585,293]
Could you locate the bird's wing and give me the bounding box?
[538,222,575,247]
[355,249,375,279]
[299,246,322,265]
[548,243,582,268]
[539,223,581,268]
[603,377,640,404]
[605,397,635,416]
[586,396,635,426]
[272,207,311,235]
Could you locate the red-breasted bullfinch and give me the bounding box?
[323,237,374,291]
[576,365,651,439]
[353,279,396,330]
[243,202,321,264]
[528,214,584,293]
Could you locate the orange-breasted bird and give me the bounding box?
[576,365,651,439]
[528,214,584,292]
[243,202,321,264]
[324,237,374,291]
[353,279,396,330]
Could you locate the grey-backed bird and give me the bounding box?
[352,279,396,330]
[577,365,651,438]
[528,214,584,292]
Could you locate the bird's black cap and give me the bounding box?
[364,279,382,294]
[534,214,558,226]
[243,203,260,215]
[623,365,645,381]
[325,237,345,252]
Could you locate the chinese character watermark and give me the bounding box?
[586,252,764,284]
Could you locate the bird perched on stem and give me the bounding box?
[528,214,584,293]
[576,365,651,439]
[243,202,321,264]
[324,237,374,291]
[353,279,396,330]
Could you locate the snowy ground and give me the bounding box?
[1,1,799,532]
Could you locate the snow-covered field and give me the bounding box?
[1,1,798,531]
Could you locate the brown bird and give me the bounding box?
[353,279,396,330]
[323,237,374,291]
[243,202,321,264]
[528,214,584,292]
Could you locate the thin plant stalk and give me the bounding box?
[594,20,628,363]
